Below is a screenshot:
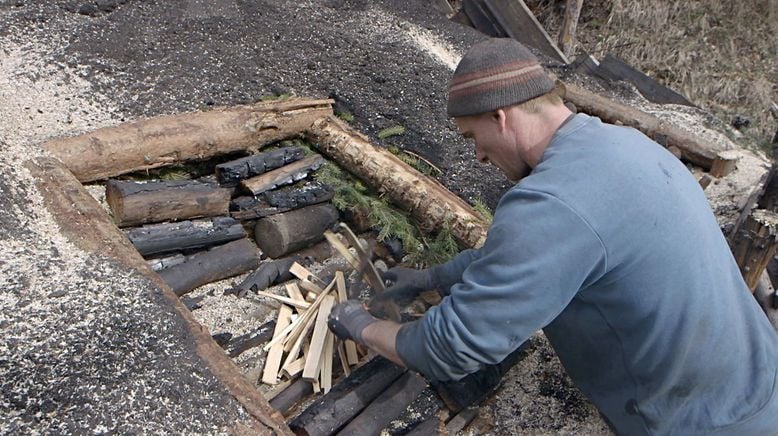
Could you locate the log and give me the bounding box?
[241,154,325,196]
[106,179,231,227]
[405,414,447,436]
[147,253,186,271]
[483,0,569,64]
[558,81,735,174]
[224,320,275,358]
[730,209,778,291]
[41,97,334,182]
[558,0,583,59]
[288,357,406,436]
[158,238,261,296]
[231,182,334,221]
[127,216,246,256]
[270,378,314,416]
[307,116,489,249]
[445,406,480,434]
[216,146,306,186]
[335,371,428,436]
[254,203,340,258]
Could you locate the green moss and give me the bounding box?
[336,111,354,122]
[377,125,406,139]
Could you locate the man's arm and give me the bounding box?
[361,320,404,366]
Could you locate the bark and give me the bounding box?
[215,146,305,186]
[127,216,246,256]
[106,179,231,227]
[40,98,333,182]
[288,357,406,436]
[335,372,428,436]
[254,203,339,258]
[240,154,324,196]
[730,209,778,291]
[307,116,489,249]
[159,238,261,296]
[558,81,735,174]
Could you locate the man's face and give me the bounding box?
[455,112,530,182]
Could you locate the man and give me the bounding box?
[328,38,778,434]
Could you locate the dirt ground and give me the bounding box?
[0,0,770,434]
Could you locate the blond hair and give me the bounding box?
[516,90,564,114]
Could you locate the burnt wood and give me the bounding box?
[215,146,305,186]
[270,378,314,416]
[147,253,186,271]
[127,216,246,256]
[224,320,276,358]
[288,357,406,436]
[241,154,325,196]
[335,371,428,436]
[594,55,694,106]
[231,182,334,221]
[106,179,231,227]
[158,238,261,296]
[254,203,339,258]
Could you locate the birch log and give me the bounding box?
[307,116,489,248]
[41,98,333,182]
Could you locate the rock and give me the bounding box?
[96,0,117,13]
[78,3,98,16]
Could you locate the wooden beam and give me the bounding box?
[483,0,569,64]
[594,55,694,106]
[302,295,336,381]
[262,305,294,385]
[41,98,333,182]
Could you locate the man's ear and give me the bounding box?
[491,109,508,133]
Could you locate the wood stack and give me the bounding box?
[259,264,360,394]
[101,143,336,296]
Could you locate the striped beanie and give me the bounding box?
[447,38,555,118]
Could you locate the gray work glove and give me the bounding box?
[375,267,437,306]
[328,300,380,344]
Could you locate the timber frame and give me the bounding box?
[29,90,743,432]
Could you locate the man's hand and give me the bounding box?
[328,300,380,344]
[374,267,436,306]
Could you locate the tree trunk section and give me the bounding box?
[288,357,406,436]
[307,116,489,249]
[159,238,261,296]
[558,81,735,174]
[335,371,428,436]
[127,216,246,256]
[254,203,339,258]
[106,179,231,227]
[730,209,778,291]
[41,98,333,182]
[215,146,306,186]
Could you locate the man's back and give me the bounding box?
[529,114,778,434]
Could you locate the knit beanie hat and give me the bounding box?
[447,38,555,118]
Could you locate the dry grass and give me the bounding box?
[529,0,777,150]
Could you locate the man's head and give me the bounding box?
[447,38,570,182]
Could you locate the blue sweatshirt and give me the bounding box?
[396,114,778,434]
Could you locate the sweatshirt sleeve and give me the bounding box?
[396,188,608,381]
[429,248,482,295]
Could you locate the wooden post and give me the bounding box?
[558,0,583,59]
[254,203,340,258]
[308,116,489,249]
[41,98,333,182]
[158,238,261,296]
[106,179,231,227]
[730,209,778,291]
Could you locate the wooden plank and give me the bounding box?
[261,305,294,385]
[282,357,306,379]
[335,272,359,366]
[337,341,352,377]
[241,154,325,195]
[302,295,336,381]
[321,331,334,393]
[290,262,327,287]
[285,283,307,309]
[255,291,311,310]
[463,0,507,37]
[483,0,569,64]
[595,54,694,106]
